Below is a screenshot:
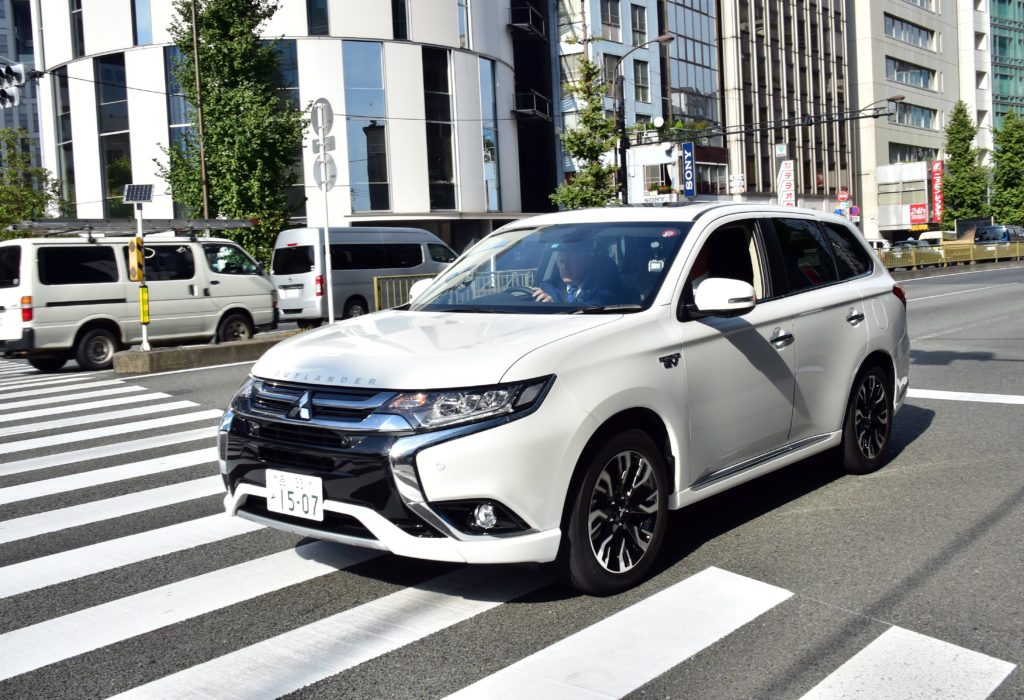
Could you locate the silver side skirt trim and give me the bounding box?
[690,433,834,491]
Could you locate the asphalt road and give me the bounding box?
[0,266,1020,699]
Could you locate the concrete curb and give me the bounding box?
[113,331,302,375]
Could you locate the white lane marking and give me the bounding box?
[0,392,172,423]
[0,400,199,438]
[130,360,258,378]
[0,476,224,545]
[801,626,1016,700]
[0,426,216,477]
[445,567,792,700]
[0,366,33,375]
[109,566,545,700]
[0,542,378,682]
[0,447,218,505]
[0,385,145,411]
[0,513,262,598]
[0,374,96,390]
[907,388,1024,405]
[0,379,126,401]
[907,284,1002,303]
[0,409,221,455]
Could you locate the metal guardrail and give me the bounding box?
[879,242,1024,270]
[373,273,436,311]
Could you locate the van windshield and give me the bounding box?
[272,245,315,275]
[409,221,691,314]
[0,246,20,288]
[975,227,1008,243]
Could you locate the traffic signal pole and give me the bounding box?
[134,203,151,351]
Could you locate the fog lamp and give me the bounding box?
[472,503,498,530]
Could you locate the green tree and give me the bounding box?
[550,42,619,209]
[990,109,1024,225]
[0,128,65,237]
[159,0,307,263]
[941,100,989,229]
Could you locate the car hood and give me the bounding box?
[252,310,620,389]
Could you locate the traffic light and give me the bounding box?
[128,237,145,282]
[0,63,26,109]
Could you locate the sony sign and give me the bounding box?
[682,142,696,197]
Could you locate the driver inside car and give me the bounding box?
[531,242,624,305]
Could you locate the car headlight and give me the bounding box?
[383,377,552,430]
[229,376,256,411]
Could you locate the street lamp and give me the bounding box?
[613,32,675,204]
[851,95,905,231]
[860,94,905,119]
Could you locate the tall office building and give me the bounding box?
[0,0,39,168]
[990,0,1024,128]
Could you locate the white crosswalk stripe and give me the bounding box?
[0,391,173,422]
[0,384,146,411]
[0,379,127,401]
[0,399,198,437]
[0,373,97,390]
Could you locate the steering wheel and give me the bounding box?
[504,285,537,299]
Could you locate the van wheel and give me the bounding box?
[841,365,892,474]
[297,319,323,330]
[344,298,368,318]
[217,313,254,343]
[75,328,118,371]
[556,429,668,596]
[28,357,67,373]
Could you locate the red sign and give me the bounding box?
[909,203,927,225]
[931,160,944,223]
[837,189,850,202]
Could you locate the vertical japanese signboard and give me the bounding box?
[931,160,944,223]
[682,142,696,197]
[776,160,796,206]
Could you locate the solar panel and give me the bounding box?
[122,184,154,203]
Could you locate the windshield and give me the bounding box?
[975,227,1008,243]
[409,221,691,314]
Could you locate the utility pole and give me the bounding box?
[190,0,211,219]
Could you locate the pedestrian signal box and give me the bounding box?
[128,237,145,281]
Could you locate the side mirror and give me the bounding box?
[408,277,434,303]
[693,278,756,317]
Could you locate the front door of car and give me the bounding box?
[676,220,796,486]
[200,243,265,334]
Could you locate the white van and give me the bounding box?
[0,234,277,371]
[270,227,456,326]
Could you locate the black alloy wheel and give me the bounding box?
[842,365,892,474]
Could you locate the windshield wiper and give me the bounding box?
[567,304,644,315]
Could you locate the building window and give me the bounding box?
[603,54,621,97]
[457,0,470,49]
[54,67,76,212]
[95,54,132,218]
[164,47,192,217]
[424,47,455,210]
[886,56,936,90]
[601,0,621,42]
[70,0,85,58]
[902,0,933,10]
[630,4,646,46]
[884,14,934,50]
[560,53,582,93]
[480,58,500,211]
[132,0,152,45]
[344,41,389,211]
[558,0,583,41]
[634,60,650,102]
[392,0,409,40]
[889,142,938,163]
[307,0,328,36]
[888,101,937,130]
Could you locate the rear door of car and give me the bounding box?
[0,244,25,346]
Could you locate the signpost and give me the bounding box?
[311,98,337,324]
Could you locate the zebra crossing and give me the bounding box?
[0,358,1017,698]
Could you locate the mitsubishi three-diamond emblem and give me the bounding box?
[287,391,312,420]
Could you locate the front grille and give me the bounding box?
[248,379,395,424]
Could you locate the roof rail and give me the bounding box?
[10,218,255,237]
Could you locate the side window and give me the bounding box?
[684,221,764,306]
[122,244,196,281]
[820,222,872,280]
[203,244,260,275]
[329,243,422,270]
[38,246,119,285]
[428,243,457,263]
[769,218,837,293]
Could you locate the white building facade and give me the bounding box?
[29,0,527,249]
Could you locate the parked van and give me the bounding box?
[0,234,277,371]
[270,227,456,326]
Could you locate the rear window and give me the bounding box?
[329,243,423,270]
[820,222,872,280]
[0,246,20,288]
[770,218,838,292]
[38,246,119,285]
[976,227,1008,242]
[121,244,196,281]
[272,245,315,275]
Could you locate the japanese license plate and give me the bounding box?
[265,469,324,521]
[279,288,299,299]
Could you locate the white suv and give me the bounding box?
[220,204,910,595]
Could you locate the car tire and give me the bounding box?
[75,328,119,371]
[343,298,368,319]
[841,365,893,475]
[217,313,254,343]
[556,429,668,596]
[297,319,323,331]
[28,356,67,373]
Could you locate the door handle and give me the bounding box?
[210,280,221,285]
[189,284,198,297]
[770,330,794,349]
[846,310,866,326]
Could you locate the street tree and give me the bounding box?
[990,109,1024,225]
[159,0,306,263]
[0,127,65,237]
[550,40,619,210]
[941,100,989,229]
